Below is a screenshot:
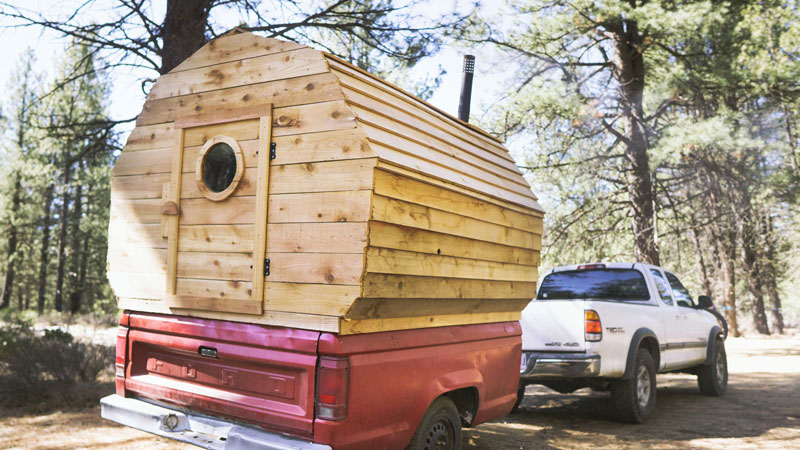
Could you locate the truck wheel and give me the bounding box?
[611,349,656,424]
[697,337,727,396]
[511,384,525,413]
[406,396,462,450]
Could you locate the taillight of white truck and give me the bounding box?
[584,310,602,342]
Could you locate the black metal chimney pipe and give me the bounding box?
[457,55,475,122]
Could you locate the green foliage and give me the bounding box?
[0,43,117,317]
[0,321,114,407]
[480,0,799,331]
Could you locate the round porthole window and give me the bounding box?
[196,136,244,201]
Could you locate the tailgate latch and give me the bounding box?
[199,346,218,358]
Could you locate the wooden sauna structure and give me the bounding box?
[108,30,544,334]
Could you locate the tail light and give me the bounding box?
[115,311,130,396]
[316,356,349,421]
[585,310,602,342]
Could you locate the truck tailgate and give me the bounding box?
[520,300,586,352]
[124,313,320,437]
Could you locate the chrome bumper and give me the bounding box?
[100,395,331,450]
[520,352,601,379]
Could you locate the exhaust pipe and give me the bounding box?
[457,55,475,122]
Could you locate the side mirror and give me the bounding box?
[698,295,713,309]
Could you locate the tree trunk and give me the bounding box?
[739,209,770,334]
[160,0,213,74]
[721,229,740,337]
[609,19,659,265]
[762,214,785,334]
[0,174,22,310]
[68,174,84,314]
[688,217,712,295]
[37,183,55,313]
[703,169,739,337]
[54,163,73,312]
[781,102,799,176]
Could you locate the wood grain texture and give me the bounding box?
[264,282,360,316]
[112,147,172,177]
[266,253,363,285]
[171,34,305,72]
[165,129,185,295]
[339,311,520,334]
[346,298,531,320]
[139,73,344,126]
[371,195,538,249]
[166,295,261,315]
[184,119,260,147]
[361,273,537,299]
[366,140,537,209]
[341,86,524,179]
[325,56,507,151]
[365,247,538,282]
[124,123,174,152]
[376,161,544,215]
[373,169,544,231]
[108,33,545,333]
[176,251,252,281]
[368,221,540,265]
[267,190,372,223]
[150,48,328,100]
[176,278,253,300]
[252,112,272,311]
[109,223,166,249]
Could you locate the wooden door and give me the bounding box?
[161,105,273,315]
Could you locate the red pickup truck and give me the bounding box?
[101,312,522,449]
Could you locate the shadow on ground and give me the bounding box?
[464,370,800,449]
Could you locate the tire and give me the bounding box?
[406,396,462,450]
[511,383,526,413]
[697,337,728,396]
[611,349,657,424]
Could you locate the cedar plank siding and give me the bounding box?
[107,31,543,334]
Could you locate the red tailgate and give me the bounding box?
[125,313,320,437]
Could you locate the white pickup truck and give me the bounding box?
[518,262,728,423]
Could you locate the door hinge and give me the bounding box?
[270,142,277,160]
[264,258,271,276]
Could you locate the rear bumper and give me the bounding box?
[520,352,601,379]
[100,395,330,450]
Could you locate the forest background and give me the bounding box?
[0,0,797,338]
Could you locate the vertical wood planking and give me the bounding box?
[165,128,185,295]
[252,107,273,312]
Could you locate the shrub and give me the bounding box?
[0,323,114,407]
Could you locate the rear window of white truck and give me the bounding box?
[537,269,650,301]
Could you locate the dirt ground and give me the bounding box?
[1,334,798,450]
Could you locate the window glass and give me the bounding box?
[203,143,237,193]
[666,272,694,307]
[537,269,650,301]
[649,269,674,306]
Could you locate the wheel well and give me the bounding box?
[444,387,478,427]
[639,336,660,370]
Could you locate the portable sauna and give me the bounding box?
[108,30,544,334]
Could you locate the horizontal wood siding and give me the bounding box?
[349,167,541,328]
[108,38,373,331]
[109,33,544,334]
